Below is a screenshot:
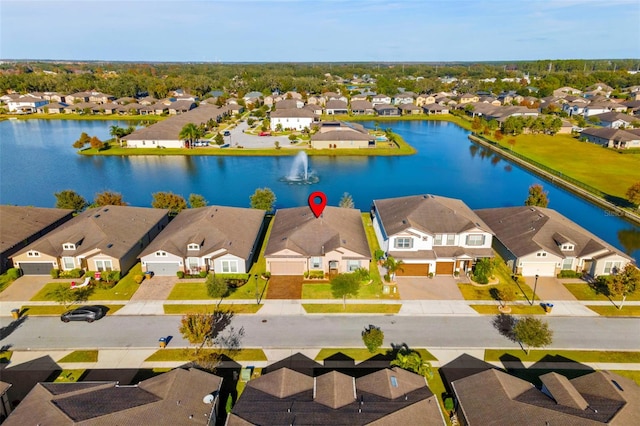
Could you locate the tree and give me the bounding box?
[331,272,360,309]
[188,193,208,208]
[513,316,553,354]
[90,136,105,150]
[110,125,125,146]
[497,286,516,308]
[54,190,88,213]
[472,258,494,284]
[361,324,384,353]
[524,183,549,207]
[72,132,91,149]
[606,264,640,310]
[507,138,516,150]
[94,190,127,206]
[48,284,92,309]
[179,122,201,149]
[207,274,229,299]
[151,191,187,216]
[626,182,640,210]
[339,192,355,209]
[249,187,276,212]
[215,133,224,146]
[382,256,404,282]
[391,345,433,379]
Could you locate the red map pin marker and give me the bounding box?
[308,191,327,218]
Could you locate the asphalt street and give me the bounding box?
[3,315,639,351]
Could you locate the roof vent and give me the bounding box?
[423,195,428,199]
[103,208,109,212]
[94,214,100,218]
[107,243,113,248]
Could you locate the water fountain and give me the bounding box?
[281,151,319,184]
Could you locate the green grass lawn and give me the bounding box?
[301,280,396,299]
[586,305,640,316]
[167,282,209,300]
[429,368,453,425]
[315,347,436,362]
[163,304,262,314]
[458,255,536,302]
[484,349,640,363]
[469,304,547,315]
[53,369,87,382]
[19,305,124,315]
[1,113,166,123]
[145,348,267,362]
[58,350,99,363]
[361,213,384,288]
[302,303,401,314]
[0,271,18,293]
[609,370,640,386]
[563,283,640,301]
[0,351,12,364]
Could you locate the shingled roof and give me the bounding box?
[0,206,73,255]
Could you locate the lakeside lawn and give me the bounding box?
[484,349,640,363]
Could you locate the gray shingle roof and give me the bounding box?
[0,206,73,254]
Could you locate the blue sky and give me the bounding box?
[1,0,639,62]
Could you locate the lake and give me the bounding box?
[1,118,639,263]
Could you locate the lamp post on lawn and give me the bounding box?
[531,274,539,306]
[254,274,260,305]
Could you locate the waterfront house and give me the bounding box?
[264,206,370,276]
[372,194,494,276]
[374,104,400,116]
[12,206,169,276]
[324,99,348,115]
[270,108,316,131]
[88,92,115,104]
[399,103,422,115]
[0,206,74,273]
[7,95,48,113]
[590,111,637,128]
[580,127,640,149]
[310,121,374,149]
[416,93,436,106]
[393,92,415,105]
[371,94,392,105]
[36,102,67,114]
[475,206,634,277]
[423,103,450,115]
[139,206,265,276]
[350,100,374,115]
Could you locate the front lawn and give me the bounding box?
[145,348,267,362]
[302,303,401,314]
[458,255,536,302]
[563,283,640,301]
[469,304,546,315]
[163,304,262,314]
[315,347,436,362]
[58,350,98,363]
[301,280,396,300]
[167,282,209,300]
[19,305,124,315]
[0,271,18,293]
[586,305,640,316]
[484,349,640,363]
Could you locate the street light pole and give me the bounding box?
[254,274,260,305]
[531,274,539,306]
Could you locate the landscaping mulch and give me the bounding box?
[265,276,303,299]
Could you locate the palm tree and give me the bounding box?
[109,125,123,146]
[179,123,201,149]
[382,256,404,282]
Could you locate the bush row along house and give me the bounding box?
[6,194,633,280]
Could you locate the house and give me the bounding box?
[371,94,392,105]
[140,206,265,276]
[36,102,67,114]
[264,206,370,276]
[227,354,445,425]
[374,104,400,116]
[91,103,117,114]
[563,101,589,117]
[64,91,91,104]
[0,381,11,421]
[324,99,348,115]
[475,206,634,277]
[371,195,494,276]
[274,99,304,110]
[350,100,374,115]
[580,127,640,149]
[88,92,116,104]
[270,108,316,131]
[0,206,74,273]
[322,91,348,103]
[423,103,450,115]
[392,93,415,105]
[4,368,222,426]
[7,95,48,113]
[458,93,479,104]
[310,121,375,149]
[583,102,623,117]
[415,93,436,106]
[138,96,157,105]
[116,103,142,115]
[451,367,640,426]
[12,205,169,276]
[168,100,196,115]
[303,103,324,115]
[399,103,422,115]
[590,111,637,128]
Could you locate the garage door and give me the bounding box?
[521,262,556,277]
[270,261,305,275]
[20,262,55,275]
[145,262,180,276]
[435,262,455,275]
[397,263,430,276]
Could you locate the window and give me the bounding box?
[187,243,199,250]
[536,252,547,257]
[62,257,75,270]
[604,261,622,274]
[466,234,485,246]
[394,237,413,249]
[62,243,76,250]
[447,234,456,245]
[221,260,238,273]
[561,244,574,251]
[156,251,167,257]
[347,260,360,272]
[311,257,322,269]
[27,251,40,257]
[434,234,443,246]
[95,259,113,272]
[562,258,574,270]
[187,257,199,271]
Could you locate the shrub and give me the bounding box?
[383,273,391,282]
[50,268,60,279]
[558,270,581,278]
[176,271,185,279]
[374,249,385,260]
[353,267,370,282]
[304,271,309,278]
[199,270,208,278]
[60,268,83,279]
[444,397,454,411]
[134,275,144,284]
[472,258,493,284]
[308,270,325,279]
[225,278,248,288]
[6,268,21,280]
[206,274,228,298]
[362,324,384,353]
[101,270,121,284]
[262,271,271,279]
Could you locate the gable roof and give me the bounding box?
[16,205,168,259]
[140,205,264,259]
[581,127,640,142]
[265,206,370,258]
[374,194,492,237]
[475,206,632,260]
[270,108,316,119]
[0,206,73,254]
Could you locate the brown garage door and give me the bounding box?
[435,262,455,275]
[397,263,430,276]
[269,261,306,276]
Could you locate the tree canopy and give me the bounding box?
[605,264,640,310]
[151,191,187,216]
[249,187,276,211]
[54,189,88,213]
[339,192,355,209]
[362,324,384,353]
[524,183,549,207]
[331,272,360,308]
[627,182,640,210]
[188,193,208,208]
[513,316,553,354]
[94,190,127,206]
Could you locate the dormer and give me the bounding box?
[187,243,200,251]
[552,232,575,252]
[62,242,76,251]
[155,251,167,257]
[27,250,40,257]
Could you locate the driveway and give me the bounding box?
[395,276,465,300]
[524,276,577,301]
[129,276,177,301]
[0,275,50,302]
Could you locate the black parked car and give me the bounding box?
[60,306,106,323]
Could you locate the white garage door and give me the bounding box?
[145,262,181,276]
[269,261,305,276]
[521,262,556,277]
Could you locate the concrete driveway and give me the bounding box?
[0,275,50,302]
[395,276,465,300]
[129,276,177,301]
[524,276,577,301]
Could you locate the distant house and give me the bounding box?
[324,99,348,115]
[392,93,415,105]
[4,368,222,426]
[274,99,304,110]
[140,206,265,276]
[270,108,316,131]
[374,104,400,116]
[372,195,494,276]
[415,93,436,106]
[322,92,348,103]
[88,92,116,104]
[310,121,374,149]
[459,93,479,104]
[7,95,48,113]
[371,94,392,105]
[590,111,637,128]
[0,206,74,273]
[168,100,196,115]
[423,103,450,115]
[475,206,634,277]
[580,127,640,149]
[264,206,370,276]
[13,206,169,276]
[36,102,67,114]
[398,103,422,115]
[350,100,374,115]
